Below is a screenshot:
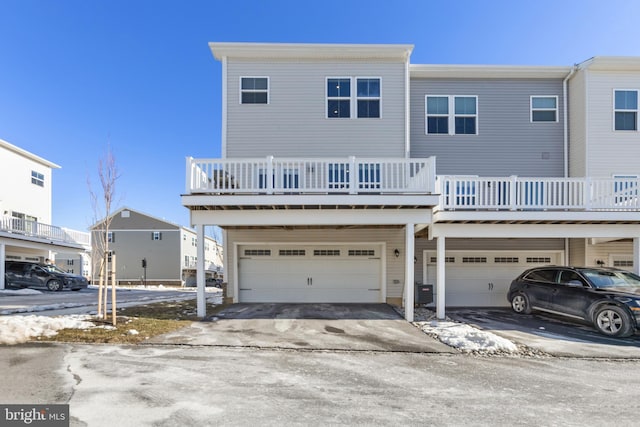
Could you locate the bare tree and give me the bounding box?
[88,144,120,323]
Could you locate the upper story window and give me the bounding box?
[31,171,44,187]
[107,231,114,243]
[152,231,162,241]
[356,78,380,118]
[531,96,558,122]
[614,90,638,131]
[240,77,269,104]
[327,77,381,119]
[327,78,351,118]
[426,95,478,135]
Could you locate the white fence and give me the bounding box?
[0,215,91,246]
[438,176,640,211]
[186,156,437,195]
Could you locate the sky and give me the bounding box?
[2,0,640,232]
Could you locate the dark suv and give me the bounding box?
[4,261,88,291]
[507,266,640,337]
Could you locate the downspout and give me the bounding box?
[562,65,577,178]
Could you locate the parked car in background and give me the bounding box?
[4,261,89,291]
[507,266,640,338]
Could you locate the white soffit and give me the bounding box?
[0,138,61,169]
[410,64,572,79]
[209,42,414,61]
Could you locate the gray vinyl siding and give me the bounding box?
[569,238,587,265]
[414,238,565,284]
[410,79,565,176]
[108,210,180,231]
[226,227,406,299]
[225,59,406,158]
[568,71,587,177]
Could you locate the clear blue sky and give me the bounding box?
[1,0,640,232]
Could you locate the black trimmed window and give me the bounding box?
[356,78,380,118]
[531,96,558,122]
[240,77,268,104]
[614,90,638,131]
[327,78,351,118]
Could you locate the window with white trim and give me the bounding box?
[327,77,381,119]
[31,171,44,187]
[240,77,268,104]
[327,78,351,118]
[614,90,638,131]
[531,96,558,122]
[356,78,380,118]
[426,95,478,135]
[152,231,162,241]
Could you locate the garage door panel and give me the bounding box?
[239,245,382,303]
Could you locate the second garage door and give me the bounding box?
[238,244,383,303]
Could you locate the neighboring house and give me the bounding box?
[91,207,222,287]
[0,138,91,288]
[182,43,640,321]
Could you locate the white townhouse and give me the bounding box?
[182,43,640,321]
[0,138,91,288]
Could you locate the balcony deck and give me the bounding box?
[0,215,90,248]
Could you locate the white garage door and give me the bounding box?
[238,244,382,303]
[424,251,562,307]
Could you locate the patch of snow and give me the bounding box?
[0,314,95,345]
[0,288,43,296]
[0,302,88,315]
[416,320,518,353]
[127,329,139,335]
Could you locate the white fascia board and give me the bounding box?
[209,42,414,61]
[430,223,640,239]
[182,194,440,208]
[0,138,61,169]
[190,208,432,227]
[0,234,86,251]
[410,64,572,79]
[433,210,640,223]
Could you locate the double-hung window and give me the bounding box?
[31,171,44,187]
[426,95,478,135]
[327,77,380,118]
[356,78,380,118]
[240,77,269,104]
[614,90,638,131]
[531,96,558,122]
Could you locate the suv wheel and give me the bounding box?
[594,306,634,338]
[46,279,63,292]
[511,293,531,314]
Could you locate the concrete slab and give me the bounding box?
[447,307,640,358]
[151,303,455,353]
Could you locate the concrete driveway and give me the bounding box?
[447,307,640,358]
[151,303,455,353]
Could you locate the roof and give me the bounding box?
[577,56,640,71]
[209,42,414,61]
[410,64,572,79]
[0,138,61,169]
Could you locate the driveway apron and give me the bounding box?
[151,303,455,353]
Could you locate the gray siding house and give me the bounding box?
[182,42,640,321]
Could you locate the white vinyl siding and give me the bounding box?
[225,60,406,158]
[531,96,558,122]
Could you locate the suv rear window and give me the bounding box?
[524,268,557,283]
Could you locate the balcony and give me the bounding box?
[0,215,91,247]
[437,176,640,211]
[185,156,437,195]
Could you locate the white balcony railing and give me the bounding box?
[438,176,640,211]
[0,215,91,246]
[186,156,436,195]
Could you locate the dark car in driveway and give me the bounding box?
[4,261,88,291]
[507,266,640,337]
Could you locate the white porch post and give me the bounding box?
[196,224,206,318]
[0,242,5,290]
[436,236,446,320]
[634,237,640,276]
[404,223,415,322]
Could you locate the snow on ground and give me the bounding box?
[0,314,95,345]
[0,288,42,296]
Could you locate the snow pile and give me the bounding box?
[0,314,95,345]
[416,320,518,353]
[0,288,42,296]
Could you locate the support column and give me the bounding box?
[196,224,206,318]
[404,223,415,322]
[634,237,640,276]
[0,243,5,290]
[436,236,446,320]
